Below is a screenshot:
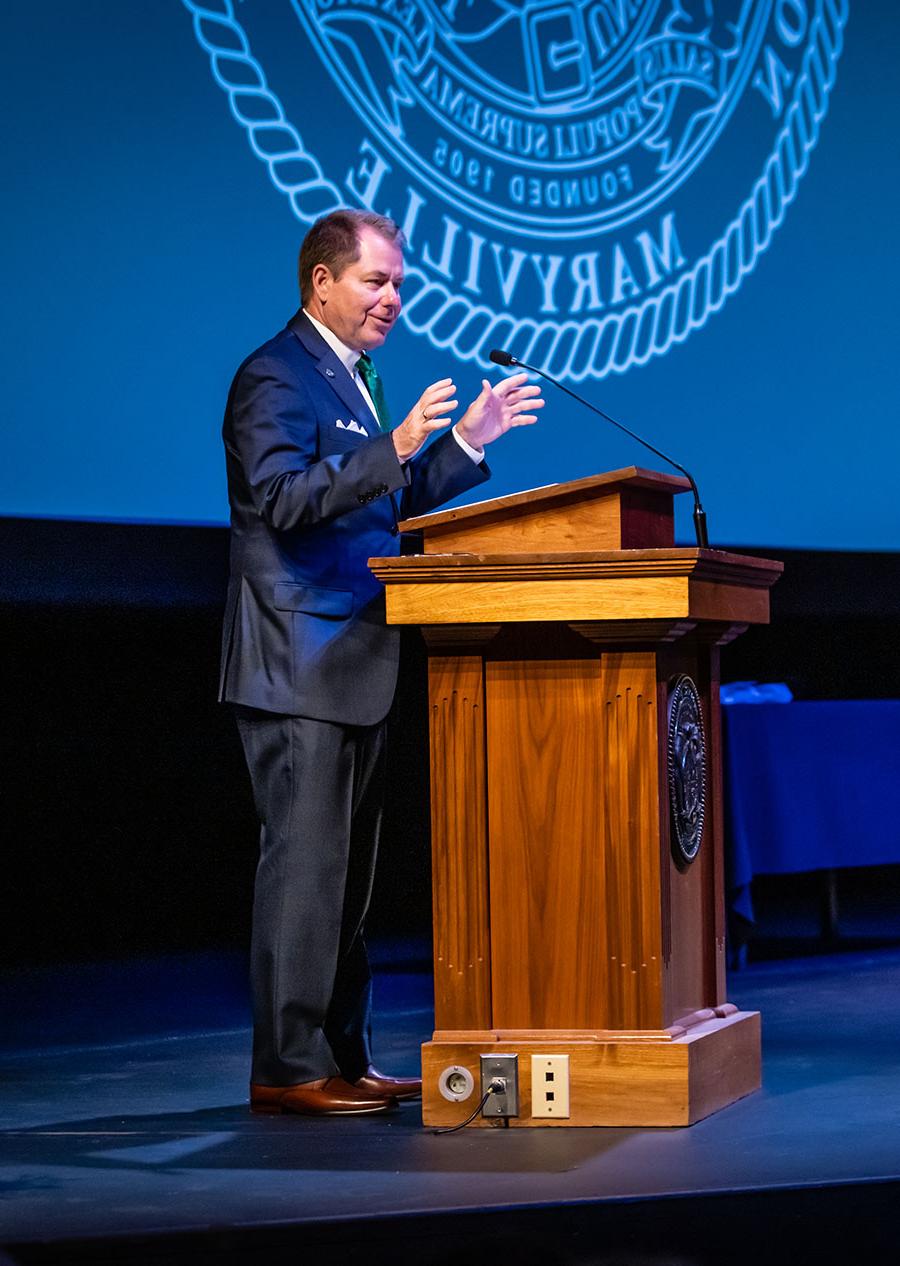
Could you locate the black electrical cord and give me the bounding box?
[432,1083,501,1135]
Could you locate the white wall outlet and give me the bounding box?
[531,1054,570,1119]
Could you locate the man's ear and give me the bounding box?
[311,262,333,300]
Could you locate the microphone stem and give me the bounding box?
[512,358,710,550]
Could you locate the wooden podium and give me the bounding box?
[369,468,782,1128]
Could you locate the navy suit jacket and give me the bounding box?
[220,311,490,725]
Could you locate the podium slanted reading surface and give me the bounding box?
[369,468,782,1127]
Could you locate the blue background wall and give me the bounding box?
[3,1,897,547]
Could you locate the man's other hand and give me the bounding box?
[392,379,458,463]
[454,373,544,451]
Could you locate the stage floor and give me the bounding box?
[2,946,900,1263]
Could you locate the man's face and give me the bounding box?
[310,227,404,351]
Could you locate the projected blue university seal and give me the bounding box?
[184,0,849,378]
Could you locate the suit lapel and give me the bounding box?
[288,310,380,437]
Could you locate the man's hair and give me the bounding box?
[298,209,404,304]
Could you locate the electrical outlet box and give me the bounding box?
[480,1053,519,1117]
[531,1054,570,1118]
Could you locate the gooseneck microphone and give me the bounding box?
[489,348,710,549]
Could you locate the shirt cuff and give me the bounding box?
[452,426,485,464]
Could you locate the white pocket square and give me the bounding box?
[335,418,368,436]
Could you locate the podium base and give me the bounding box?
[422,1011,760,1128]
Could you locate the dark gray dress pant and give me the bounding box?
[234,706,386,1086]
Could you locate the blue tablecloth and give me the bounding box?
[723,701,900,924]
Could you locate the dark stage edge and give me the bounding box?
[2,948,900,1266]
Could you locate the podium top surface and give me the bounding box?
[371,548,783,584]
[398,466,690,534]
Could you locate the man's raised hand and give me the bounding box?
[454,373,544,451]
[392,379,458,463]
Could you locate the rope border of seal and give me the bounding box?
[183,0,849,380]
[182,0,343,222]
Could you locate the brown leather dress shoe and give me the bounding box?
[352,1066,422,1100]
[250,1077,396,1116]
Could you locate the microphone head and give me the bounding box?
[489,348,516,367]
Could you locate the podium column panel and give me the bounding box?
[428,654,492,1032]
[657,636,728,1023]
[485,650,664,1032]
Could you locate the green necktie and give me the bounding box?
[355,353,391,433]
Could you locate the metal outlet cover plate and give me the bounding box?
[480,1053,519,1117]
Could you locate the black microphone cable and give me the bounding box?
[432,1080,508,1135]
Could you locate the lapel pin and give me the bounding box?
[325,368,335,377]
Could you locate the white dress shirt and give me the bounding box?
[303,310,484,463]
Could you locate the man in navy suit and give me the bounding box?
[221,209,543,1115]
